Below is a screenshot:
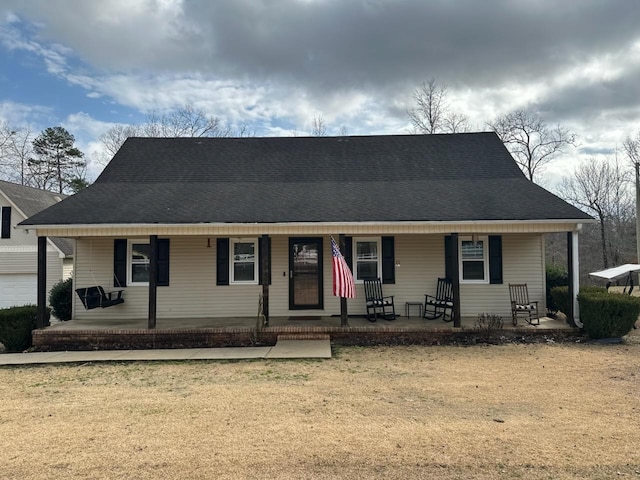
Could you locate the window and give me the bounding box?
[231,238,258,284]
[353,237,381,282]
[1,206,10,239]
[128,240,150,285]
[459,236,489,283]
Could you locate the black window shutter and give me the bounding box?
[489,235,503,284]
[444,235,453,280]
[113,239,127,287]
[216,238,230,286]
[1,206,10,239]
[343,237,353,270]
[258,237,272,285]
[157,239,170,286]
[381,236,395,284]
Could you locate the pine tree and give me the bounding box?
[29,126,85,193]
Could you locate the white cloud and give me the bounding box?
[1,0,640,184]
[0,101,53,126]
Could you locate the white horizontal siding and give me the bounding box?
[63,257,74,280]
[74,238,146,319]
[341,235,443,316]
[0,250,64,307]
[157,237,261,318]
[0,246,60,274]
[459,234,545,319]
[72,234,545,321]
[0,201,36,247]
[0,251,38,274]
[46,252,64,303]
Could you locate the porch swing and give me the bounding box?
[75,282,125,310]
[75,240,125,310]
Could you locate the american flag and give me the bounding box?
[331,236,356,298]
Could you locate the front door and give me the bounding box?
[289,237,324,310]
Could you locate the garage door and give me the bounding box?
[0,274,38,309]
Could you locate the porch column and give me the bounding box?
[260,234,270,325]
[148,234,158,329]
[567,231,582,328]
[450,233,461,328]
[339,234,348,327]
[36,236,47,329]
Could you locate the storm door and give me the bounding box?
[289,237,323,310]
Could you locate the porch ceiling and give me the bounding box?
[30,219,587,238]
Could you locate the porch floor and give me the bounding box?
[47,314,570,331]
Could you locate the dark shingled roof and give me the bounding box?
[21,133,591,226]
[0,180,73,255]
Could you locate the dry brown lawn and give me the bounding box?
[1,342,639,479]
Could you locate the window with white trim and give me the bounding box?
[353,237,381,282]
[128,240,150,285]
[459,236,489,283]
[231,238,258,284]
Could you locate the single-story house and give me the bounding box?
[0,180,73,309]
[20,132,592,329]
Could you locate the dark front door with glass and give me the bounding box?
[289,237,323,310]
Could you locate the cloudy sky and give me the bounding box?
[1,0,639,184]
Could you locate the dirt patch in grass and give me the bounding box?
[1,343,639,479]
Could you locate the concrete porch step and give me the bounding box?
[276,334,330,341]
[267,334,332,359]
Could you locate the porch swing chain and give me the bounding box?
[88,238,99,287]
[87,238,123,289]
[76,238,102,308]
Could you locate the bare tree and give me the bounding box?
[100,124,142,158]
[0,123,35,185]
[488,109,576,182]
[0,122,17,180]
[311,115,328,136]
[143,104,232,138]
[561,156,633,269]
[443,111,470,134]
[0,122,15,154]
[623,131,640,262]
[97,104,238,166]
[407,78,470,134]
[10,125,34,185]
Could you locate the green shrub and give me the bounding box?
[551,285,608,327]
[546,264,568,313]
[49,277,73,321]
[0,305,50,352]
[581,285,608,295]
[550,286,570,317]
[578,291,640,339]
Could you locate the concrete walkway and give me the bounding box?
[0,339,332,366]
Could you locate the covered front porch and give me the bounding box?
[31,224,584,333]
[33,314,575,351]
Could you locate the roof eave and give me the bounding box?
[18,218,594,237]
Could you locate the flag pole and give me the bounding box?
[339,234,349,327]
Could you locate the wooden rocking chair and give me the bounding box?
[363,278,396,322]
[423,277,455,322]
[509,283,540,326]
